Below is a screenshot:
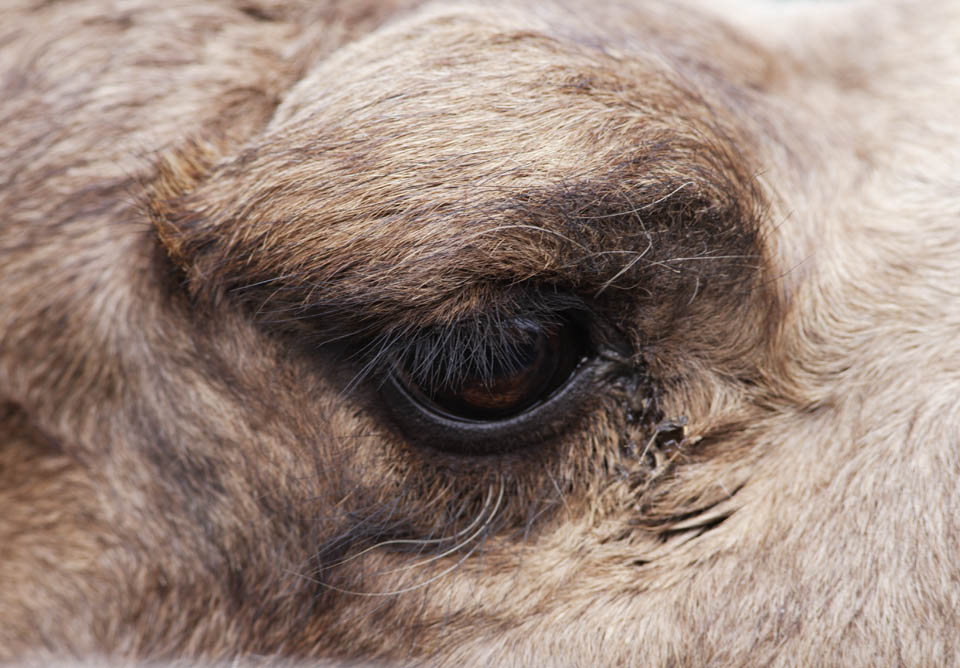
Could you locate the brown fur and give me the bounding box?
[2,0,959,665]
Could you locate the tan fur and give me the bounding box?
[2,0,959,665]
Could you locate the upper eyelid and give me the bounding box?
[382,320,551,390]
[342,291,589,372]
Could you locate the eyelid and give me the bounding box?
[362,292,591,384]
[381,354,612,456]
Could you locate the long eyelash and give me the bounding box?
[344,292,587,393]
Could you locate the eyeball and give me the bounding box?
[383,314,603,455]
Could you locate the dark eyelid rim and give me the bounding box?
[381,354,617,456]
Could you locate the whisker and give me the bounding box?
[231,273,301,292]
[593,240,654,297]
[460,224,591,251]
[664,254,756,263]
[575,181,694,219]
[298,480,504,597]
[369,482,504,577]
[318,484,499,571]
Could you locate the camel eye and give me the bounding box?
[383,315,597,455]
[401,319,584,421]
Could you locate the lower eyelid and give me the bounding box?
[380,353,613,456]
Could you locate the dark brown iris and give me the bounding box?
[397,318,585,422]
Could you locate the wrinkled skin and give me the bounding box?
[1,0,959,666]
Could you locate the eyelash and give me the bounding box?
[390,318,557,392]
[351,294,590,392]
